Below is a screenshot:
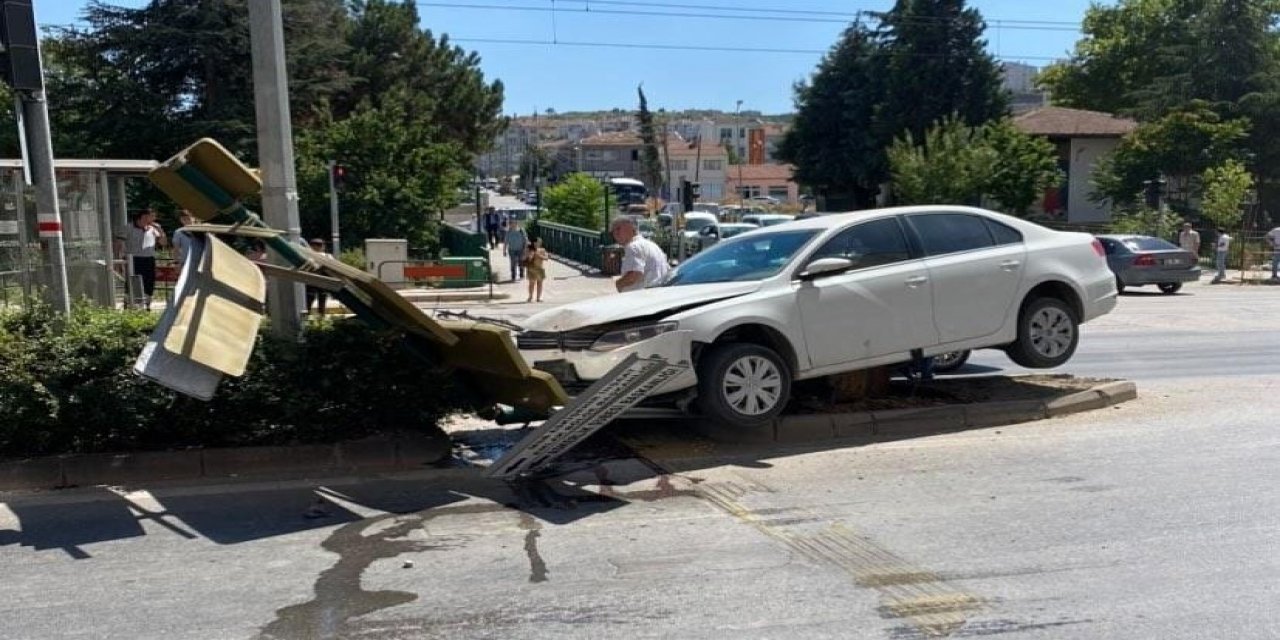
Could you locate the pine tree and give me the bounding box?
[635,85,665,195]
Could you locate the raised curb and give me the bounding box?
[771,378,1137,446]
[0,435,451,492]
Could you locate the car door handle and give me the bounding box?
[1000,260,1022,271]
[905,275,928,287]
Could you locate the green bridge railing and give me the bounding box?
[440,222,488,258]
[534,220,609,270]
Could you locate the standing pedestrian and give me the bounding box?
[1212,227,1231,284]
[305,238,333,315]
[171,210,196,265]
[1265,223,1280,281]
[1178,222,1201,258]
[524,237,549,302]
[483,206,501,249]
[610,216,670,292]
[113,208,167,309]
[505,219,528,281]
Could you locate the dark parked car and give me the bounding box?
[1096,234,1201,294]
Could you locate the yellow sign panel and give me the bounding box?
[150,138,263,222]
[162,235,266,376]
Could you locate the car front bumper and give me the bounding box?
[520,330,698,397]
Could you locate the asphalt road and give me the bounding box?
[2,281,1278,639]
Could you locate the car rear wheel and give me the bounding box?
[697,343,791,428]
[1005,297,1079,369]
[1157,282,1182,294]
[931,350,971,373]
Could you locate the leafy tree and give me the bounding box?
[295,93,469,255]
[635,85,664,194]
[1090,102,1250,207]
[888,116,1059,214]
[1201,159,1254,229]
[779,1,1008,209]
[1107,207,1183,238]
[776,23,884,208]
[541,173,604,229]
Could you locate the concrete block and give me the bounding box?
[63,451,202,487]
[396,434,453,467]
[832,411,875,439]
[964,400,1047,429]
[775,414,835,444]
[1094,381,1138,405]
[872,406,966,438]
[1044,389,1108,418]
[687,417,775,445]
[335,439,400,471]
[201,445,338,478]
[0,458,64,491]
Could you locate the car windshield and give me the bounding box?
[663,229,819,285]
[684,217,715,232]
[1122,237,1180,252]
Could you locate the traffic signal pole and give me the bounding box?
[327,160,341,255]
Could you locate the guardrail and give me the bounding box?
[440,222,488,258]
[374,257,495,299]
[536,220,608,270]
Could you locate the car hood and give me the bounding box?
[521,281,762,331]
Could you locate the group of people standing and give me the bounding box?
[1179,222,1280,283]
[485,206,548,302]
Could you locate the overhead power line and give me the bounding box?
[418,1,1082,31]
[452,36,1064,61]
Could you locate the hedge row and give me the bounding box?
[0,303,474,459]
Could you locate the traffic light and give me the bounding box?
[690,182,701,200]
[680,179,694,213]
[0,0,44,91]
[331,163,349,192]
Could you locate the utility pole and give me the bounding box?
[2,0,69,315]
[735,99,744,204]
[248,0,303,337]
[326,160,340,255]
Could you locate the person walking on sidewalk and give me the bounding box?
[523,237,549,302]
[505,220,528,281]
[483,206,501,249]
[1266,224,1280,281]
[1212,227,1231,283]
[611,216,669,292]
[1179,222,1201,258]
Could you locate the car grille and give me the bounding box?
[516,328,606,350]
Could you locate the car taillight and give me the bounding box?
[1132,254,1156,267]
[1091,238,1105,258]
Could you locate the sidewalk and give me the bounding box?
[410,245,620,323]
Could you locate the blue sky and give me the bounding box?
[47,1,1104,115]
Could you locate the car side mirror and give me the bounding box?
[799,257,855,281]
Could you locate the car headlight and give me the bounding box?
[589,321,679,352]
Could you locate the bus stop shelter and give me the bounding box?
[0,159,158,306]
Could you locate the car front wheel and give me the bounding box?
[1005,297,1079,368]
[697,343,792,428]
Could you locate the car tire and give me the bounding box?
[931,350,971,373]
[1004,297,1079,369]
[697,343,792,428]
[1158,282,1182,294]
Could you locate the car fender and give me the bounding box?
[668,300,809,373]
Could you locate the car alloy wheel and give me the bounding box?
[1028,305,1074,360]
[697,342,792,428]
[721,355,784,416]
[1005,297,1079,369]
[931,349,970,373]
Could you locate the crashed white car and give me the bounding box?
[518,206,1117,427]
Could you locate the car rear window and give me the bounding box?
[984,219,1023,245]
[1122,237,1180,252]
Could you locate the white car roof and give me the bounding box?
[777,205,1049,234]
[685,211,717,220]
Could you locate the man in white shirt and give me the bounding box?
[611,216,669,292]
[113,209,167,309]
[1265,224,1280,281]
[1178,222,1200,257]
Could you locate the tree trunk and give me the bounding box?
[828,366,892,403]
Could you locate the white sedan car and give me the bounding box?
[518,206,1117,427]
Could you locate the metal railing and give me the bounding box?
[536,220,609,270]
[440,222,488,258]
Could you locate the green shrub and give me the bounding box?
[0,303,475,459]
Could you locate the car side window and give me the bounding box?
[984,219,1023,245]
[807,218,911,270]
[909,213,995,256]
